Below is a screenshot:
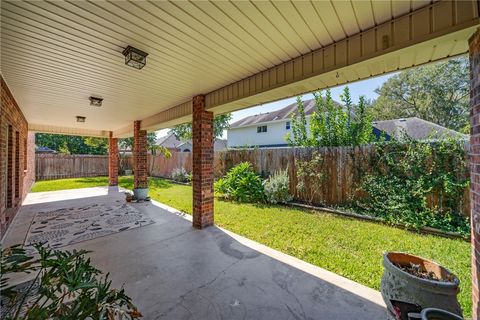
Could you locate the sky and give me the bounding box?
[157,73,395,139]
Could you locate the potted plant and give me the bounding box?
[380,252,462,320]
[133,179,148,200]
[1,244,141,319]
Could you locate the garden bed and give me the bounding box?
[287,202,469,241]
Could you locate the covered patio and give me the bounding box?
[3,186,386,319]
[1,0,480,318]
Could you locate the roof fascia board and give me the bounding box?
[124,0,479,136]
[29,123,109,138]
[205,1,480,111]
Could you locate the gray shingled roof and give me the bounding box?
[155,133,183,148]
[373,117,467,140]
[156,133,228,151]
[230,99,319,128]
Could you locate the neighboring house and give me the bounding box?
[35,146,57,154]
[372,117,467,141]
[156,133,227,152]
[227,99,466,148]
[156,133,186,152]
[228,99,317,148]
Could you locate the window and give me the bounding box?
[257,125,267,133]
[286,121,290,130]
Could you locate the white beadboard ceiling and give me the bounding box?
[0,0,477,136]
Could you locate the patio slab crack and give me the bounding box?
[160,257,244,318]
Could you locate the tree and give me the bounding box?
[372,56,470,133]
[84,137,109,153]
[287,87,374,147]
[118,132,170,157]
[36,134,108,155]
[169,113,232,141]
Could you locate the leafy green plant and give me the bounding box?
[357,136,470,236]
[296,151,325,204]
[214,162,265,203]
[287,87,375,147]
[264,170,293,204]
[1,244,141,320]
[169,114,232,140]
[171,167,190,183]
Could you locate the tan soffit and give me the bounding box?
[138,0,480,135]
[0,0,478,137]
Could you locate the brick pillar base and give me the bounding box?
[108,132,118,186]
[469,28,480,319]
[133,120,148,189]
[192,95,214,229]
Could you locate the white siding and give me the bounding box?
[228,120,292,147]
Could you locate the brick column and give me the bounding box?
[133,120,148,189]
[469,28,480,319]
[108,131,119,186]
[192,95,214,229]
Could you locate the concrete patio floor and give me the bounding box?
[2,187,387,319]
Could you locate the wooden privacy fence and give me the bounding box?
[36,146,469,216]
[35,154,109,180]
[35,152,192,180]
[214,147,373,205]
[149,152,192,177]
[214,146,470,216]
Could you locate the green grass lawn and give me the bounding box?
[31,176,112,192]
[32,176,473,316]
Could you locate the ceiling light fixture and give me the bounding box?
[89,96,103,107]
[122,46,148,70]
[76,116,86,123]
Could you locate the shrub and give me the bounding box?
[357,136,470,236]
[214,162,265,203]
[264,170,293,204]
[1,244,141,319]
[171,167,190,183]
[296,151,325,204]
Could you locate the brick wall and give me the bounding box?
[469,28,480,319]
[192,95,214,229]
[24,131,35,199]
[108,132,119,186]
[133,120,148,189]
[0,77,35,236]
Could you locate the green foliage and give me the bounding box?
[36,132,169,156]
[118,132,168,156]
[171,167,191,183]
[1,244,141,319]
[287,87,375,147]
[264,170,293,204]
[372,56,469,132]
[295,151,325,204]
[214,162,265,203]
[287,97,309,147]
[357,136,470,236]
[169,113,232,141]
[36,134,108,155]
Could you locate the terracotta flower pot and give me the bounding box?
[380,252,462,319]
